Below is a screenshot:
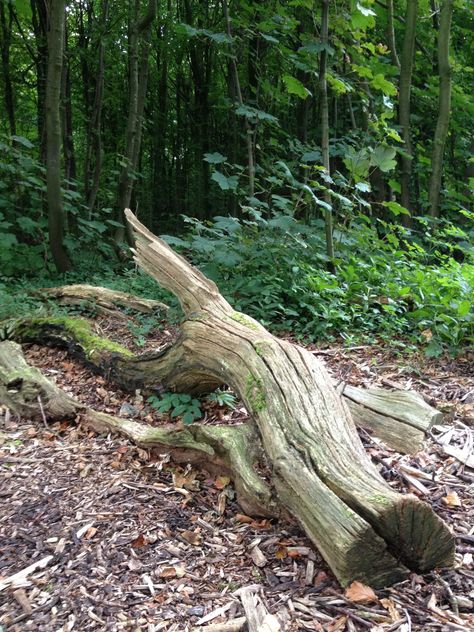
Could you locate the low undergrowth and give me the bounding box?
[1,212,472,356]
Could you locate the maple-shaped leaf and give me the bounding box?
[345,581,378,604]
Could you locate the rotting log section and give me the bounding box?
[116,209,454,587]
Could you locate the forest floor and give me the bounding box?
[0,313,473,632]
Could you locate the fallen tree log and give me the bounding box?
[0,341,80,421]
[0,320,454,587]
[35,284,168,316]
[343,385,441,453]
[1,317,440,454]
[114,210,453,586]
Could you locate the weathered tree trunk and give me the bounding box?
[428,0,453,217]
[386,0,400,71]
[45,0,72,272]
[399,0,418,216]
[0,341,79,421]
[110,210,452,587]
[223,0,255,199]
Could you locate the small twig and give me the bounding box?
[402,608,412,632]
[324,605,373,628]
[435,574,460,618]
[37,395,50,430]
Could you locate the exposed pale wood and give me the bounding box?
[347,398,425,453]
[36,284,168,314]
[193,618,246,632]
[344,385,442,431]
[0,341,80,421]
[2,315,443,453]
[0,555,54,592]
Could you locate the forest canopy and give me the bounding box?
[0,0,472,353]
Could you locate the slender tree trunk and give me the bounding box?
[115,0,156,246]
[399,0,418,215]
[45,0,72,272]
[428,0,453,217]
[61,25,76,187]
[85,0,109,213]
[386,0,400,70]
[0,1,16,136]
[223,0,255,199]
[31,0,48,163]
[319,0,335,271]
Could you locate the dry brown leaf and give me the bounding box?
[421,329,433,341]
[85,527,98,540]
[380,597,402,622]
[173,468,199,490]
[160,564,186,579]
[275,547,287,560]
[181,530,202,546]
[313,570,328,586]
[345,580,378,604]
[214,475,231,489]
[235,513,253,524]
[442,491,462,507]
[131,534,148,548]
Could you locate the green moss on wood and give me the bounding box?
[229,311,261,331]
[245,373,266,412]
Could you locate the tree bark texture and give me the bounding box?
[399,0,418,215]
[428,0,453,217]
[114,210,454,587]
[45,0,72,272]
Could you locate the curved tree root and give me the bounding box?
[85,410,275,517]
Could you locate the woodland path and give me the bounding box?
[0,316,473,632]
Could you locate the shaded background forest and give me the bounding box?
[0,0,473,354]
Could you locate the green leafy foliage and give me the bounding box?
[165,212,473,354]
[148,393,202,425]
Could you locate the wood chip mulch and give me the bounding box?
[1,316,473,631]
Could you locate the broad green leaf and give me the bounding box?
[211,170,231,190]
[457,300,471,317]
[355,181,371,193]
[371,74,397,96]
[301,150,322,163]
[282,75,311,99]
[371,146,397,172]
[383,201,411,216]
[203,152,227,164]
[351,64,373,79]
